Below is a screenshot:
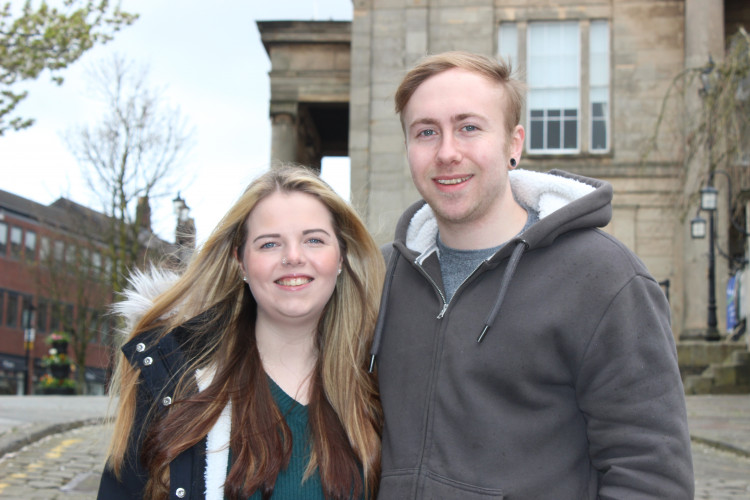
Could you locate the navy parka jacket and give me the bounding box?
[97,325,208,499]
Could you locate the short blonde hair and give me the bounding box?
[395,50,526,136]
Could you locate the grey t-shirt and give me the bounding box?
[437,207,539,302]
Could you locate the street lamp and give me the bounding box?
[22,303,36,395]
[690,171,750,341]
[173,192,190,223]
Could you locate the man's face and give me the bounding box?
[402,68,524,234]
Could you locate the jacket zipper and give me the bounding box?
[415,257,488,319]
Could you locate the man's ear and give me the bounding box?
[511,124,525,160]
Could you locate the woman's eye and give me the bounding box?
[307,238,324,245]
[260,242,277,249]
[418,129,436,138]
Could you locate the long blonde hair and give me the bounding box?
[106,165,384,499]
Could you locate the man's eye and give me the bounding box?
[418,129,436,137]
[463,125,477,132]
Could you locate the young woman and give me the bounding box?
[98,166,384,500]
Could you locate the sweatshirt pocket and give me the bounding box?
[421,471,504,499]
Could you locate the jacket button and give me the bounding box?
[162,396,172,406]
[175,487,186,498]
[135,342,146,352]
[143,357,153,366]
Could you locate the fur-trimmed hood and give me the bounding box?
[114,268,229,500]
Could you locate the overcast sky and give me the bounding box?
[0,0,353,243]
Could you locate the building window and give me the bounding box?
[40,236,50,262]
[64,303,74,332]
[53,240,65,262]
[527,21,580,153]
[37,298,49,333]
[50,301,62,332]
[6,292,19,328]
[0,222,7,256]
[25,230,37,261]
[65,244,77,266]
[590,20,610,152]
[10,226,22,259]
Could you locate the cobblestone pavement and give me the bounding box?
[693,441,750,499]
[1,423,750,499]
[0,424,109,499]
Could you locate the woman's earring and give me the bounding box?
[337,268,342,276]
[243,276,247,282]
[510,158,517,168]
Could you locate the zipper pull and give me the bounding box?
[437,302,448,319]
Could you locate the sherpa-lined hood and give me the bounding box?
[370,169,613,368]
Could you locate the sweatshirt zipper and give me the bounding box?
[416,258,488,319]
[414,259,449,318]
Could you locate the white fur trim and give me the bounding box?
[111,267,180,336]
[406,204,439,254]
[196,366,232,500]
[404,170,594,252]
[509,169,595,219]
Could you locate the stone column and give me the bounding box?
[270,110,297,165]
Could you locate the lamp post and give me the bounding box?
[172,192,195,253]
[690,185,720,341]
[22,303,36,395]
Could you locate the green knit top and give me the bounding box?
[228,377,364,499]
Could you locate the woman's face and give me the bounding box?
[239,191,342,329]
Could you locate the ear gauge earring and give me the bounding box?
[510,158,517,168]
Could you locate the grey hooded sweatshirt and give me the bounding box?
[370,169,693,499]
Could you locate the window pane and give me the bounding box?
[547,120,561,149]
[592,120,607,150]
[564,120,578,149]
[530,120,544,149]
[25,230,36,260]
[6,293,18,327]
[10,227,22,259]
[37,299,49,333]
[54,241,64,262]
[0,222,7,256]
[50,302,62,332]
[64,304,74,331]
[527,21,580,152]
[66,245,76,266]
[40,237,50,261]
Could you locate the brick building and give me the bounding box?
[258,0,750,342]
[0,189,180,395]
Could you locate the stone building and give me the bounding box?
[258,0,750,342]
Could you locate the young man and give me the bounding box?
[369,51,694,499]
